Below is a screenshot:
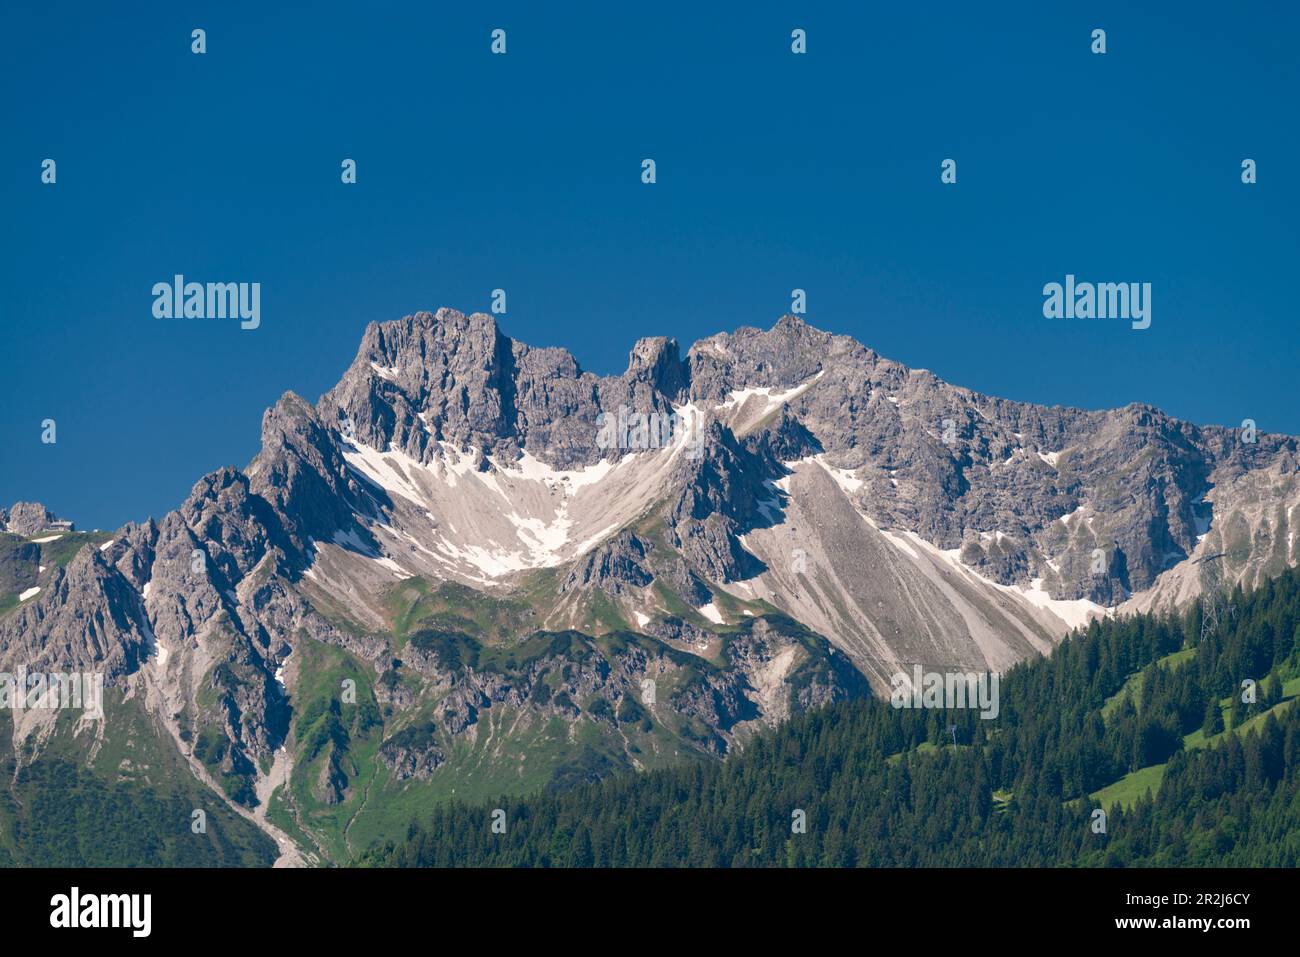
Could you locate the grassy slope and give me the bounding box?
[1091,671,1300,811]
[280,638,384,862]
[883,646,1299,814]
[0,530,114,618]
[0,691,276,866]
[280,569,773,861]
[1099,647,1196,721]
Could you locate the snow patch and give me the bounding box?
[340,432,701,582]
[1016,578,1104,631]
[18,586,41,601]
[1193,497,1213,543]
[374,556,411,578]
[698,602,724,624]
[1058,505,1087,528]
[571,522,623,557]
[430,537,535,577]
[718,371,825,417]
[812,456,864,494]
[331,526,411,578]
[343,443,433,505]
[492,448,618,492]
[343,439,636,576]
[877,527,920,560]
[274,649,291,688]
[914,536,1107,630]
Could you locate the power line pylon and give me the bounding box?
[1196,551,1241,642]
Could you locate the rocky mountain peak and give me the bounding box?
[626,335,687,401]
[2,307,1298,867]
[0,544,149,679]
[3,501,70,536]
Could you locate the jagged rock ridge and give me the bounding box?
[2,308,1297,864]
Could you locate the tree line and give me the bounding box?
[365,568,1300,867]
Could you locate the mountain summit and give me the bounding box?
[2,309,1296,864]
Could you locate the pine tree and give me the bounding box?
[1264,673,1283,709]
[364,568,1300,869]
[1203,698,1224,737]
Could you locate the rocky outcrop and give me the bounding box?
[667,422,771,583]
[379,723,446,781]
[3,307,1297,865]
[0,547,150,679]
[560,530,653,596]
[3,502,64,536]
[0,537,39,596]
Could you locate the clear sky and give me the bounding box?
[2,1,1297,531]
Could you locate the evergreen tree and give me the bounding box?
[361,567,1300,869]
[1203,698,1224,737]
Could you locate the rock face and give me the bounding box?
[0,547,151,678]
[667,421,771,583]
[2,308,1296,864]
[0,538,39,596]
[379,722,446,781]
[3,502,64,536]
[560,530,653,596]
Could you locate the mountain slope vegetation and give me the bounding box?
[3,310,1299,865]
[367,568,1300,867]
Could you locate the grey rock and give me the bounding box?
[3,502,63,536]
[0,546,149,679]
[379,723,446,781]
[4,306,1297,863]
[560,530,652,596]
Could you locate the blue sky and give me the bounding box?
[3,1,1297,531]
